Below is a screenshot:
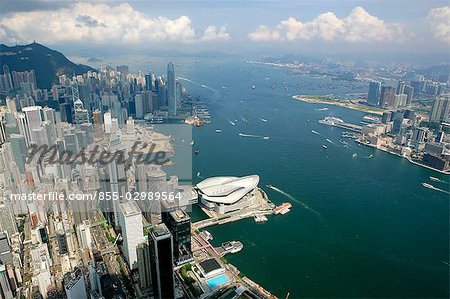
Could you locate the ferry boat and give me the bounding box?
[222,241,243,253]
[274,202,292,215]
[201,230,213,241]
[254,215,268,223]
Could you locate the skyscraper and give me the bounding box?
[118,201,143,270]
[429,96,450,122]
[149,224,175,299]
[367,81,381,106]
[136,241,152,292]
[64,268,87,299]
[404,85,414,106]
[380,86,396,108]
[10,134,28,173]
[167,62,176,116]
[163,209,192,265]
[0,264,13,299]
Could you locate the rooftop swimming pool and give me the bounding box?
[206,274,229,288]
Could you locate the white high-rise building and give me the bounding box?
[167,62,176,116]
[104,112,112,134]
[118,201,143,270]
[22,106,42,143]
[77,220,92,249]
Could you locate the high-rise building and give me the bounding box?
[77,220,92,249]
[149,224,175,299]
[367,81,381,106]
[429,96,450,123]
[163,210,192,265]
[136,241,152,291]
[167,62,176,116]
[0,232,13,265]
[0,264,13,299]
[64,268,87,299]
[56,230,68,254]
[135,94,144,118]
[0,204,18,236]
[380,86,396,108]
[10,134,28,173]
[403,85,414,106]
[396,81,406,95]
[118,201,143,270]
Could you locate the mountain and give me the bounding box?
[0,42,95,89]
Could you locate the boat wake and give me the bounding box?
[267,185,322,217]
[422,183,450,194]
[430,176,447,184]
[196,172,204,179]
[239,133,270,140]
[177,77,217,92]
[311,130,322,136]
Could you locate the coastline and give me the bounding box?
[355,139,450,175]
[292,94,384,115]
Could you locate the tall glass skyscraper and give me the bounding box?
[167,62,176,116]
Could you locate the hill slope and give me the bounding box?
[0,42,94,89]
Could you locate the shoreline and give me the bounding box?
[355,139,450,175]
[292,94,384,115]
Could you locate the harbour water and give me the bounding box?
[86,56,449,298]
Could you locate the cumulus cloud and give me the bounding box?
[248,7,404,43]
[428,6,450,43]
[200,26,231,41]
[0,2,229,44]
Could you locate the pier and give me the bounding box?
[319,116,362,133]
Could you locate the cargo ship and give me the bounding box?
[274,202,292,215]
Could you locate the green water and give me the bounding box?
[133,57,449,298]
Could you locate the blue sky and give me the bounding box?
[0,0,449,56]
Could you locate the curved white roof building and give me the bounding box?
[196,175,259,214]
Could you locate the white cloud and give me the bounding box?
[0,2,229,44]
[428,6,450,44]
[248,7,404,43]
[200,26,231,41]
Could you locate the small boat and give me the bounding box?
[260,118,268,123]
[430,176,442,182]
[322,145,327,149]
[254,215,268,223]
[311,130,320,135]
[194,148,199,155]
[251,85,256,89]
[216,129,222,133]
[263,137,270,140]
[190,140,195,146]
[266,184,273,188]
[352,153,357,158]
[326,138,332,143]
[229,120,236,126]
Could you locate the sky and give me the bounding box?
[0,0,449,58]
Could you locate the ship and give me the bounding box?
[322,145,327,149]
[260,118,268,123]
[274,202,292,215]
[326,138,332,143]
[422,183,436,189]
[201,230,213,241]
[222,241,243,254]
[254,214,268,223]
[429,176,441,182]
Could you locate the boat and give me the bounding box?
[260,118,268,123]
[315,108,329,111]
[229,120,236,126]
[311,130,320,135]
[263,136,270,140]
[241,117,249,123]
[430,176,441,182]
[251,85,256,89]
[352,153,357,158]
[201,230,213,241]
[254,215,268,223]
[216,129,222,133]
[339,140,347,145]
[194,148,199,155]
[422,183,437,189]
[190,140,195,146]
[322,145,327,149]
[222,241,243,254]
[326,138,332,143]
[274,202,292,215]
[266,184,273,188]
